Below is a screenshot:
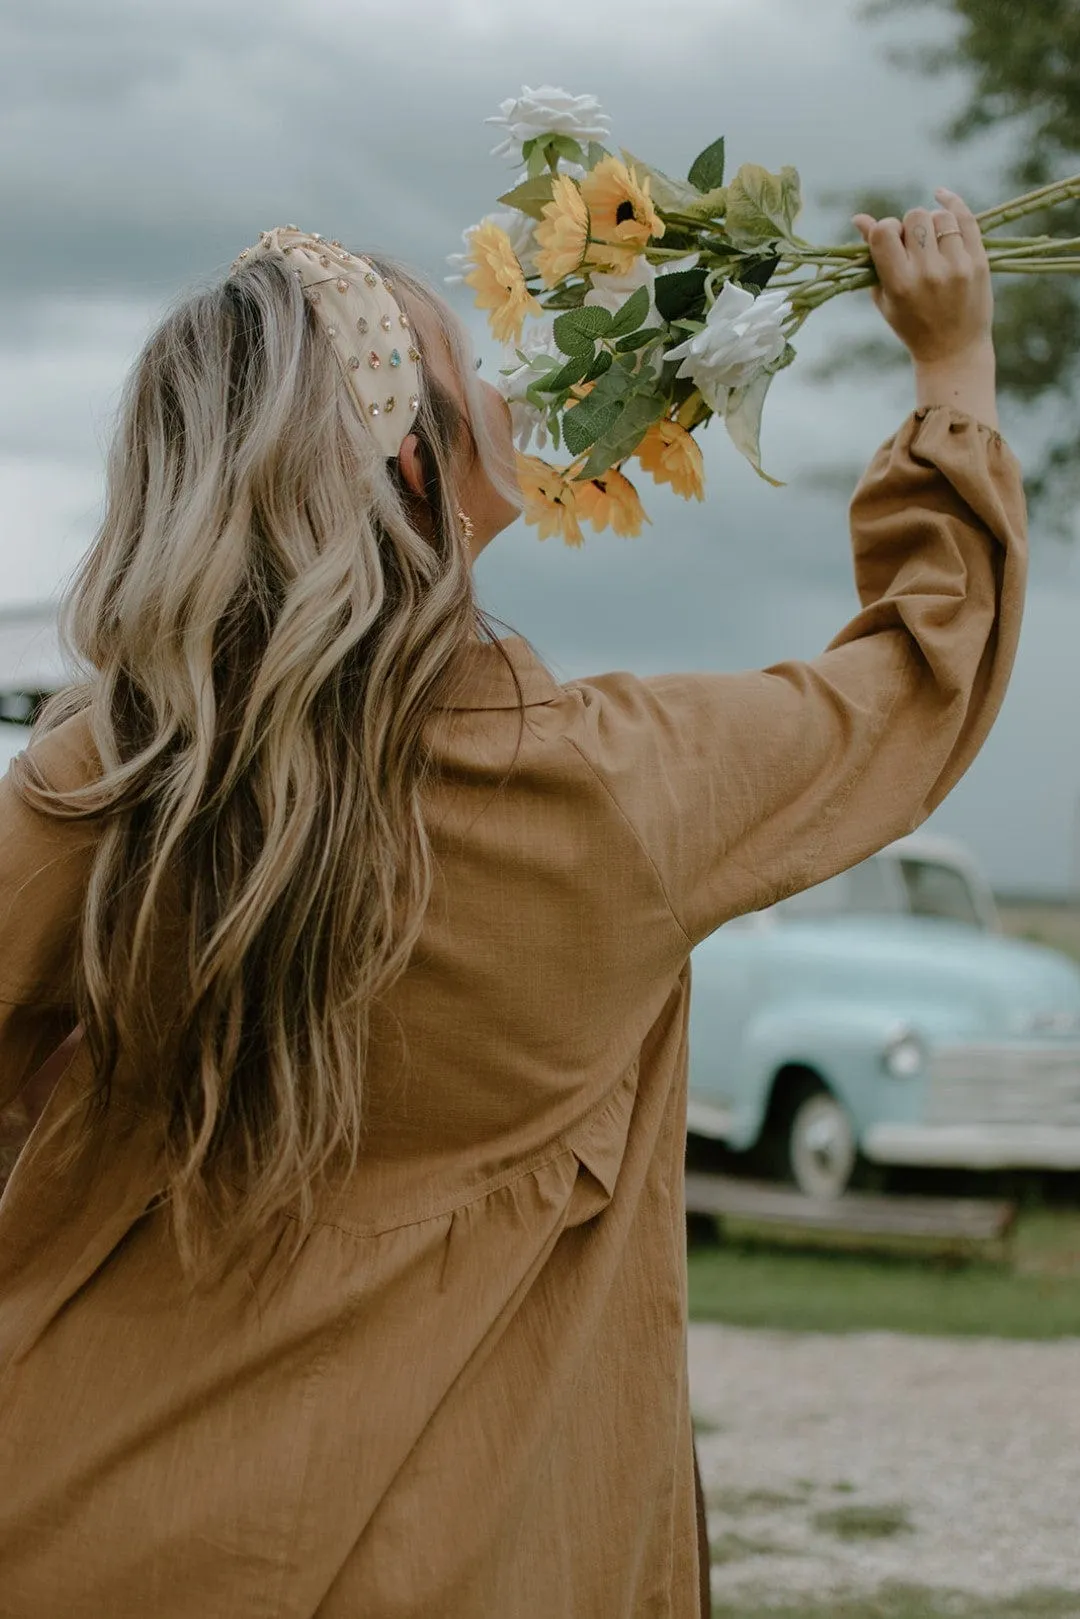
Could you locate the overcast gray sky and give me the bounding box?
[3,0,1079,891]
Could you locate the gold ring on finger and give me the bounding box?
[935,228,963,241]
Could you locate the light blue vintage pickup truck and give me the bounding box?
[688,834,1080,1198]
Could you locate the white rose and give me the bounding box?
[486,86,611,167]
[666,282,792,412]
[445,208,538,285]
[497,322,561,453]
[584,253,701,323]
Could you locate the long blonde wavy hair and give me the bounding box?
[13,251,519,1288]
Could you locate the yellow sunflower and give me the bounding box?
[636,418,705,502]
[534,175,591,288]
[516,453,585,547]
[573,468,650,537]
[580,157,665,275]
[464,222,541,345]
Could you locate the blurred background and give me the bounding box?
[4,3,1080,1613]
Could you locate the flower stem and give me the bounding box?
[975,174,1080,232]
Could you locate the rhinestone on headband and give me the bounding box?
[231,225,422,458]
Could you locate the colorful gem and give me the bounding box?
[389,349,401,368]
[367,351,381,370]
[326,326,338,338]
[383,278,395,291]
[408,346,421,363]
[380,315,392,332]
[356,317,369,335]
[369,402,381,417]
[348,356,361,370]
[364,271,378,287]
[409,394,420,412]
[399,313,410,328]
[336,278,348,293]
[384,396,396,413]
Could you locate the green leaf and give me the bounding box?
[620,148,704,215]
[546,135,585,167]
[606,283,651,339]
[536,353,593,393]
[586,350,615,382]
[614,325,664,353]
[654,267,709,323]
[723,371,785,485]
[669,188,728,224]
[542,280,588,311]
[688,136,726,193]
[514,350,560,373]
[725,163,803,248]
[586,141,610,169]
[497,175,556,221]
[562,394,626,457]
[574,390,667,481]
[553,306,614,356]
[736,253,782,292]
[525,142,548,180]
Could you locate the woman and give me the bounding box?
[0,191,1024,1616]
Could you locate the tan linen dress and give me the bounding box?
[0,408,1026,1618]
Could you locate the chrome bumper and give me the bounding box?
[864,1122,1080,1169]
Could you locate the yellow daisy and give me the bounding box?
[636,418,706,502]
[534,175,592,288]
[464,222,541,345]
[580,157,665,275]
[574,468,650,537]
[516,453,585,547]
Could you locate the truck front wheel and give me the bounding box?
[787,1088,857,1200]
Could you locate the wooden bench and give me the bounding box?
[685,1171,1016,1247]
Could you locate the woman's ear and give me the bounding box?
[397,433,427,502]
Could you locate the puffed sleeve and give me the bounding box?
[0,712,99,1112]
[565,407,1027,947]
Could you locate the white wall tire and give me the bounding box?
[787,1090,857,1200]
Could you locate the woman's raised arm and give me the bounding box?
[565,190,1026,947]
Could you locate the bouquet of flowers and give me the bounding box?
[448,85,1080,543]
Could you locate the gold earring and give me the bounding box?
[457,507,475,546]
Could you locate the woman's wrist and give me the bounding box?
[913,340,998,430]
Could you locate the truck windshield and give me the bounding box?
[896,858,985,929]
[771,854,988,930]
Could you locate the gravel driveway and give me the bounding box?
[688,1324,1080,1611]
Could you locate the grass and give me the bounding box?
[709,1529,789,1566]
[707,1485,809,1516]
[687,1205,1080,1339]
[712,1586,1080,1619]
[812,1502,913,1541]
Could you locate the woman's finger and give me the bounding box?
[930,207,966,260]
[853,214,909,288]
[934,188,986,261]
[901,207,942,264]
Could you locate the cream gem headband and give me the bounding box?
[231,226,422,458]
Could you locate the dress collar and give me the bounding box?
[439,635,560,711]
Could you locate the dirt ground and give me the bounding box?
[688,1322,1080,1614]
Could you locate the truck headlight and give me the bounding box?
[883,1026,926,1079]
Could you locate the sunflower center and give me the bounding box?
[615,201,636,225]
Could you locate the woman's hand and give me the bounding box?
[852,188,993,363]
[853,188,998,428]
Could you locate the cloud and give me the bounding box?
[1,0,1076,890]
